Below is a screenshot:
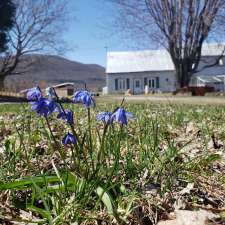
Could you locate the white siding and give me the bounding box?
[107,71,176,94]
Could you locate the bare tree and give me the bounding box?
[0,0,69,90]
[112,0,225,87]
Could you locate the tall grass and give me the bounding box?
[0,102,224,224]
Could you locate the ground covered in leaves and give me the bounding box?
[0,102,225,224]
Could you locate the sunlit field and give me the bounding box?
[0,99,225,224]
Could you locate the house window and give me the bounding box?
[135,80,140,88]
[115,79,118,90]
[149,78,156,88]
[119,79,125,90]
[152,79,155,88]
[119,80,122,89]
[156,77,159,88]
[149,79,151,88]
[144,77,148,86]
[126,78,130,89]
[67,89,73,96]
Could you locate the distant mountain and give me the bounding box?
[4,54,106,91]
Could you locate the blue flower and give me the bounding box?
[111,107,134,125]
[96,111,112,124]
[30,98,57,117]
[57,109,74,125]
[62,132,76,145]
[27,87,42,101]
[72,90,95,108]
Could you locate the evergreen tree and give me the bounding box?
[0,0,15,53]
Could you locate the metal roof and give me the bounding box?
[197,75,225,83]
[106,43,225,74]
[52,82,74,89]
[201,43,225,56]
[106,49,174,73]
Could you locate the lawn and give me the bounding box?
[0,100,225,224]
[98,94,225,105]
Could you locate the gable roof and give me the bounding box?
[106,50,174,73]
[106,43,225,74]
[52,82,74,89]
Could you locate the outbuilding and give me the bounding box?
[52,82,74,97]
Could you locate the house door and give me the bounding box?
[148,78,156,90]
[118,79,126,91]
[134,79,142,94]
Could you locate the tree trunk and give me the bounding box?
[176,62,191,88]
[0,76,6,91]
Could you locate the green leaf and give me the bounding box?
[0,172,84,191]
[0,176,60,190]
[27,204,51,222]
[96,186,115,215]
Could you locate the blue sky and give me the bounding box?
[63,1,133,67]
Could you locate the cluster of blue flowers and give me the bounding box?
[96,107,134,125]
[57,109,74,125]
[73,90,95,108]
[27,87,58,118]
[27,87,134,146]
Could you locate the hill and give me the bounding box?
[4,54,106,91]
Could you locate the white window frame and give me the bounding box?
[135,79,140,88]
[118,79,126,90]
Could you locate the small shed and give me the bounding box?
[20,82,75,98]
[190,75,225,92]
[52,83,74,97]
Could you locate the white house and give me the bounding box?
[105,44,225,94]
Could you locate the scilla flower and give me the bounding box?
[57,109,74,125]
[111,107,134,125]
[72,90,95,108]
[27,87,42,101]
[62,132,76,145]
[96,111,112,124]
[31,98,57,117]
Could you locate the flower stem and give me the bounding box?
[45,117,57,144]
[45,117,66,163]
[52,87,81,147]
[87,107,94,172]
